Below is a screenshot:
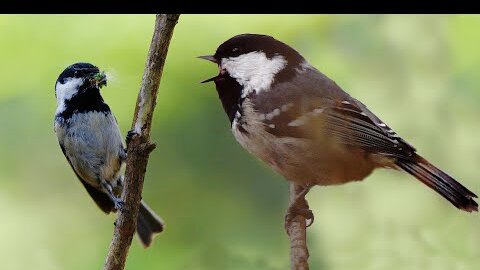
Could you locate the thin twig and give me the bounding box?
[103,14,180,270]
[286,183,310,270]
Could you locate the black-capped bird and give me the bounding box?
[54,63,164,247]
[199,34,477,224]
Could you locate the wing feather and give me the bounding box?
[253,67,416,160]
[59,142,115,213]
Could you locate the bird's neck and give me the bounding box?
[214,75,244,124]
[56,86,110,120]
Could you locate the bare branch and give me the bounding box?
[104,14,180,270]
[286,183,310,270]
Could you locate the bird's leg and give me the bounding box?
[285,184,314,232]
[112,176,124,197]
[119,147,127,162]
[116,175,124,189]
[100,179,125,211]
[292,185,312,204]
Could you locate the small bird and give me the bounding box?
[54,62,164,247]
[200,34,478,223]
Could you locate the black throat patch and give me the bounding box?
[57,85,110,120]
[213,74,244,124]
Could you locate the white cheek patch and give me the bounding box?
[55,77,83,115]
[221,51,287,98]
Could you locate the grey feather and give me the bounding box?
[55,111,125,190]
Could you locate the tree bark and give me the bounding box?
[286,183,310,270]
[103,14,180,270]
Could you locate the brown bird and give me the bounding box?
[200,34,478,224]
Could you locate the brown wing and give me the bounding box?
[324,97,416,160]
[254,67,416,160]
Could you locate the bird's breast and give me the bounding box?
[231,99,376,186]
[231,99,305,179]
[55,111,125,187]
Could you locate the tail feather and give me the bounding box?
[136,201,164,247]
[396,155,478,212]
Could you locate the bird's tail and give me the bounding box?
[395,154,478,212]
[136,201,164,247]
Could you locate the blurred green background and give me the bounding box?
[0,15,479,270]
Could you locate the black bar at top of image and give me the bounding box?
[1,0,480,14]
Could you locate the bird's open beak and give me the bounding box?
[198,55,223,83]
[197,55,218,63]
[90,71,107,88]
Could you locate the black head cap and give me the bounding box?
[213,34,304,66]
[54,63,110,118]
[56,62,100,84]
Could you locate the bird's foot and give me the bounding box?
[100,179,126,213]
[113,198,126,212]
[284,205,314,232]
[284,184,314,233]
[126,129,139,146]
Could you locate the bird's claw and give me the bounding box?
[113,199,125,212]
[284,207,314,233]
[126,129,139,146]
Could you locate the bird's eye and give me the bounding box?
[74,71,78,76]
[232,47,241,55]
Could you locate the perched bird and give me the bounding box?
[54,63,164,247]
[199,34,478,223]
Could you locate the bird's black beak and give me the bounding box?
[198,55,223,83]
[197,55,218,64]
